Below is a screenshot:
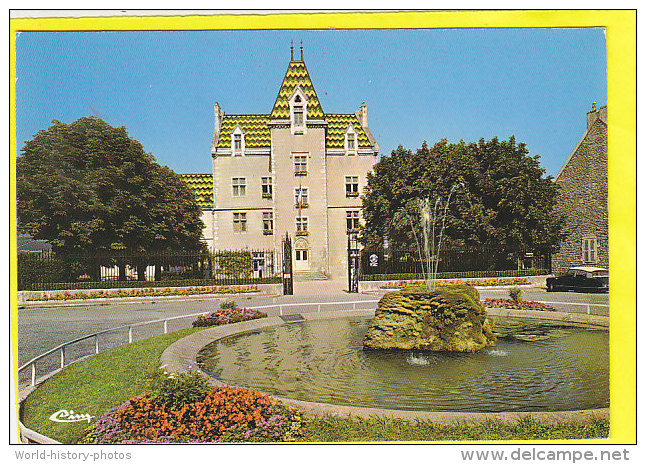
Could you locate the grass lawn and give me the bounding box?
[20,327,609,444]
[20,327,200,444]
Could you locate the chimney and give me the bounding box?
[586,101,606,130]
[211,102,224,155]
[360,102,368,127]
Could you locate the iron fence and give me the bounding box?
[18,249,279,291]
[358,248,550,281]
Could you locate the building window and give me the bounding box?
[233,212,247,233]
[345,176,359,197]
[232,178,246,197]
[293,105,304,126]
[296,216,309,235]
[294,187,309,208]
[263,212,273,235]
[295,249,308,261]
[582,236,598,263]
[294,155,308,175]
[346,210,360,232]
[290,90,308,135]
[233,134,242,154]
[262,177,273,198]
[231,125,245,156]
[345,125,356,155]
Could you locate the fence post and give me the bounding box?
[31,363,36,387]
[128,327,133,344]
[279,305,283,316]
[94,335,99,354]
[163,320,168,334]
[317,304,321,313]
[587,305,591,315]
[60,347,65,369]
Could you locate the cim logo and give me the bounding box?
[49,409,94,424]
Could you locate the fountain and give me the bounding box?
[188,184,607,415]
[363,184,496,352]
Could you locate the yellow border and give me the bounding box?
[10,10,637,444]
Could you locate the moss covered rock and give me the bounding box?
[363,284,496,352]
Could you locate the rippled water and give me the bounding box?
[197,317,609,412]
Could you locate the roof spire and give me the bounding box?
[300,40,303,61]
[290,40,294,61]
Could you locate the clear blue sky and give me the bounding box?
[15,27,606,177]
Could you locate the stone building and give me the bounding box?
[551,103,608,274]
[182,46,379,279]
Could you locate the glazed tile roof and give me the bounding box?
[180,174,213,208]
[217,114,271,148]
[325,114,372,148]
[270,60,325,119]
[212,59,375,151]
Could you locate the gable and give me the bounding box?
[270,60,324,120]
[325,114,372,148]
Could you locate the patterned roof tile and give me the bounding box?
[180,174,213,208]
[270,60,324,119]
[325,114,372,148]
[217,115,271,148]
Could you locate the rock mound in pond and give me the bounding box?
[363,284,496,352]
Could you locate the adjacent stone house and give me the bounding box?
[182,46,379,279]
[551,103,608,274]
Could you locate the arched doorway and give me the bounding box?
[294,237,310,272]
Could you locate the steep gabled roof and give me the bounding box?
[270,60,325,119]
[555,112,608,182]
[325,114,372,148]
[180,174,213,208]
[217,114,271,148]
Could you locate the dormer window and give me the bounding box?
[231,125,245,156]
[289,87,308,134]
[294,104,304,126]
[345,125,356,155]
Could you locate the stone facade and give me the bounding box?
[551,104,608,275]
[184,49,378,279]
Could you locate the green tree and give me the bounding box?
[361,137,563,267]
[17,117,205,279]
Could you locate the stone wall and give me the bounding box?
[551,106,608,274]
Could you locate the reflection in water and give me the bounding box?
[197,317,609,413]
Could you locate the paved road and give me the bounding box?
[16,279,608,386]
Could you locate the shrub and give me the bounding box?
[220,299,237,310]
[149,370,211,410]
[509,287,522,303]
[213,251,253,278]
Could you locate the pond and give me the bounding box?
[197,316,609,412]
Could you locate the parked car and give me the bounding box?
[546,266,609,293]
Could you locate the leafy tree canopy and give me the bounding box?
[361,137,564,262]
[17,117,205,255]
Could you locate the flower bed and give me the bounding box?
[484,298,555,311]
[380,278,532,289]
[27,285,260,301]
[192,305,267,327]
[82,372,303,444]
